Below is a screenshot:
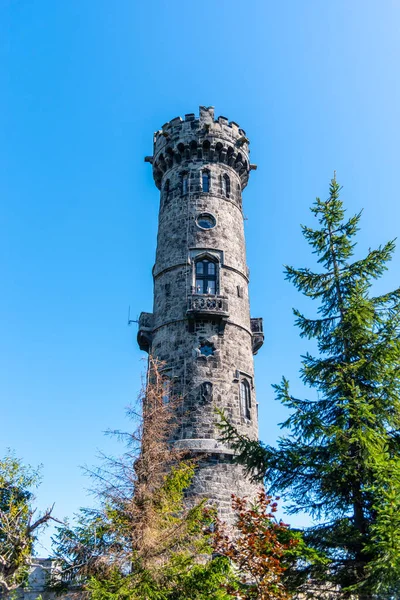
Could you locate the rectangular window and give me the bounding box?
[194,259,218,295]
[207,280,216,294]
[240,380,251,420]
[162,379,170,404]
[202,172,210,193]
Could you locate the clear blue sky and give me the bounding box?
[1,0,400,554]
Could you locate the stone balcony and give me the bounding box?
[187,294,229,334]
[187,294,229,317]
[250,317,264,354]
[137,312,154,353]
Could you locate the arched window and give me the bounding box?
[202,170,210,193]
[166,147,174,167]
[182,173,188,194]
[202,140,210,161]
[195,258,217,295]
[164,179,170,195]
[190,140,198,158]
[222,174,231,197]
[240,380,251,420]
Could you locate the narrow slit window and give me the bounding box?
[202,171,210,193]
[240,380,251,420]
[222,174,231,197]
[162,378,171,404]
[182,174,188,194]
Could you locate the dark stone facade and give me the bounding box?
[138,106,264,520]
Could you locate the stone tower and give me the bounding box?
[138,106,264,519]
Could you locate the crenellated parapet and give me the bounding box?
[146,106,256,190]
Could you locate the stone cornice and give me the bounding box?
[153,261,249,283]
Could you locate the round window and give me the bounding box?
[196,213,216,230]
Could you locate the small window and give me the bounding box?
[195,258,217,294]
[240,380,251,420]
[162,379,171,404]
[202,140,210,161]
[200,381,213,401]
[196,213,216,230]
[222,174,231,197]
[190,141,198,158]
[202,170,210,193]
[182,173,188,194]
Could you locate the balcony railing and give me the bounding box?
[187,294,229,316]
[187,295,229,334]
[250,317,263,334]
[137,312,154,353]
[250,317,264,354]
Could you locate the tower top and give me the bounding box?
[146,106,256,190]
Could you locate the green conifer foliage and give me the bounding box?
[219,179,400,597]
[51,359,238,599]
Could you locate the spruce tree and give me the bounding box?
[219,178,400,597]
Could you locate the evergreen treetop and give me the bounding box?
[219,178,400,597]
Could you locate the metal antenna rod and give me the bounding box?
[127,305,139,326]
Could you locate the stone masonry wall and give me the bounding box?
[139,106,263,521]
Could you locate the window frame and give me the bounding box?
[222,173,231,198]
[162,378,171,405]
[194,256,218,295]
[202,170,210,193]
[240,379,251,420]
[196,213,216,230]
[182,172,189,195]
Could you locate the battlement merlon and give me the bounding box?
[145,106,257,190]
